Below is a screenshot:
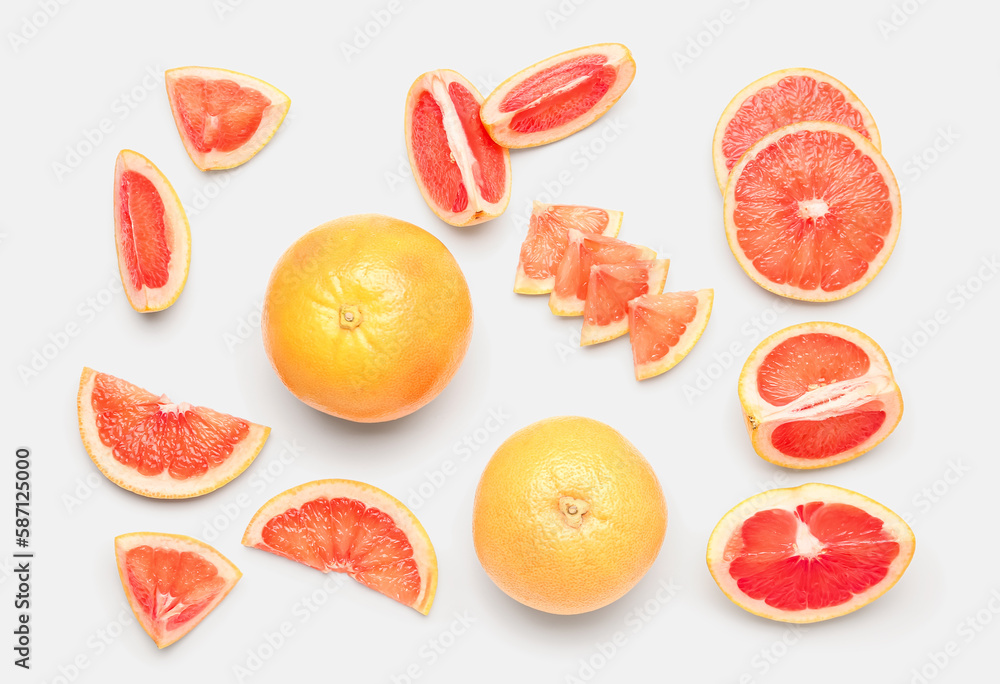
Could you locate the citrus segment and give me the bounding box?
[549,230,655,316]
[628,289,714,380]
[580,259,669,345]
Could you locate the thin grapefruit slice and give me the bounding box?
[405,70,511,227]
[165,66,290,171]
[115,532,241,648]
[78,368,270,498]
[481,43,636,148]
[707,483,914,623]
[628,289,714,380]
[738,322,902,469]
[724,121,901,302]
[581,260,668,345]
[713,68,880,193]
[514,202,623,294]
[114,150,190,313]
[549,229,655,316]
[242,479,437,615]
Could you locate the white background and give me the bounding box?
[3,0,999,682]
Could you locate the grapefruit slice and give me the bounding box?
[514,202,623,294]
[580,260,669,345]
[77,368,270,498]
[115,532,241,648]
[628,289,714,380]
[713,68,880,193]
[242,479,437,615]
[738,322,902,469]
[707,483,915,623]
[114,150,190,313]
[404,70,512,227]
[724,121,901,302]
[165,66,290,171]
[481,43,636,148]
[549,230,655,316]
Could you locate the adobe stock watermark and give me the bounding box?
[213,0,250,20]
[340,0,408,63]
[41,604,135,684]
[897,126,958,196]
[900,457,971,526]
[672,0,755,73]
[389,611,477,683]
[7,0,72,53]
[737,625,809,684]
[185,166,243,218]
[544,0,590,30]
[223,297,264,352]
[906,588,1000,683]
[876,0,931,39]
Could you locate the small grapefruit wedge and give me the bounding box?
[550,230,655,316]
[481,43,636,148]
[165,66,290,170]
[581,260,669,345]
[115,532,241,648]
[707,483,915,623]
[724,121,901,301]
[738,322,902,469]
[713,68,880,193]
[78,368,270,498]
[242,479,437,615]
[405,70,511,227]
[515,202,623,294]
[628,289,714,380]
[114,150,190,313]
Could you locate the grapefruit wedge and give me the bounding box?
[515,202,623,294]
[481,43,636,148]
[242,479,437,615]
[628,289,714,380]
[114,150,190,313]
[165,66,290,171]
[738,322,902,469]
[713,68,880,193]
[78,368,270,498]
[724,121,901,302]
[581,260,669,345]
[550,230,655,316]
[707,484,915,623]
[115,532,241,648]
[405,70,511,227]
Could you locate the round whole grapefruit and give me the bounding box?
[262,215,473,423]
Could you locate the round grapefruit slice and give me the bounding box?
[165,66,290,171]
[713,68,880,193]
[628,289,714,380]
[114,150,190,313]
[707,483,915,623]
[550,230,655,316]
[515,202,623,294]
[738,322,902,469]
[404,69,511,227]
[242,479,437,615]
[115,532,241,648]
[481,43,636,148]
[724,121,901,302]
[78,368,270,498]
[581,259,669,346]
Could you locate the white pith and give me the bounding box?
[798,198,829,219]
[429,73,487,218]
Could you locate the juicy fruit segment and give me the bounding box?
[113,150,190,312]
[481,43,636,148]
[713,68,880,192]
[115,532,241,648]
[514,202,623,294]
[628,289,714,380]
[724,121,900,301]
[165,66,290,170]
[581,260,669,345]
[77,368,270,498]
[550,230,655,315]
[242,480,437,614]
[707,484,915,622]
[405,70,511,226]
[738,322,902,469]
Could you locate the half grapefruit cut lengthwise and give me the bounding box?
[549,230,655,316]
[738,322,902,469]
[707,484,915,623]
[114,150,190,312]
[481,43,636,148]
[628,289,714,380]
[405,70,511,226]
[115,532,241,648]
[242,479,437,615]
[580,260,669,345]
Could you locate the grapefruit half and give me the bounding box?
[549,230,655,316]
[581,259,669,345]
[628,289,714,380]
[242,479,437,615]
[707,483,915,623]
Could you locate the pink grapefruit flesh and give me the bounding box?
[550,230,655,316]
[580,259,669,345]
[628,289,714,380]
